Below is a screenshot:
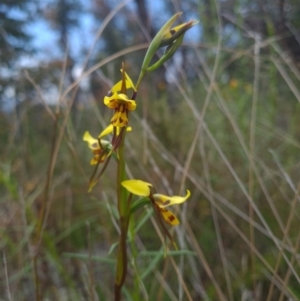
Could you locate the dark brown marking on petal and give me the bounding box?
[163,200,170,206]
[170,29,176,35]
[93,149,102,155]
[168,215,175,222]
[119,117,124,124]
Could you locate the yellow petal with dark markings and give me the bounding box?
[153,190,190,208]
[83,131,99,150]
[159,208,179,225]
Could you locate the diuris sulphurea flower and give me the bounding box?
[83,124,131,192]
[104,66,137,128]
[83,125,112,165]
[121,179,190,226]
[122,179,190,249]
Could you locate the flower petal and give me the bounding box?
[104,93,119,108]
[121,179,152,196]
[110,71,136,93]
[159,208,179,225]
[83,131,99,150]
[111,110,128,127]
[126,99,137,111]
[153,190,191,208]
[90,153,108,165]
[123,70,137,91]
[98,124,113,138]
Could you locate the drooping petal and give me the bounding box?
[98,124,113,138]
[111,109,128,127]
[121,179,152,196]
[90,152,108,165]
[83,131,99,150]
[126,99,137,111]
[159,208,179,225]
[104,93,119,109]
[153,190,191,208]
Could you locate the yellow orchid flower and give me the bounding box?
[121,179,190,226]
[104,67,137,127]
[83,124,132,165]
[104,92,136,127]
[83,124,112,165]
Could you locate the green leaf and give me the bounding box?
[63,252,116,264]
[129,197,151,215]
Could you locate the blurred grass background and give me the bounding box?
[1,0,300,300]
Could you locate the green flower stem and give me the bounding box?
[135,70,146,91]
[114,131,130,301]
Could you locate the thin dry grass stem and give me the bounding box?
[271,56,300,103]
[135,114,299,254]
[127,134,207,299]
[142,89,148,165]
[24,71,56,121]
[271,42,300,82]
[171,66,300,279]
[260,123,300,150]
[156,260,170,301]
[147,211,179,301]
[199,136,234,301]
[203,124,300,283]
[193,47,300,274]
[178,0,222,196]
[135,112,300,295]
[82,0,133,72]
[56,46,69,114]
[267,178,300,301]
[143,137,194,299]
[147,149,173,195]
[184,222,228,301]
[134,90,300,294]
[267,181,300,301]
[213,202,297,300]
[32,116,60,260]
[149,136,296,297]
[26,68,88,181]
[154,270,179,301]
[133,135,197,299]
[248,33,261,300]
[3,250,12,301]
[169,256,194,301]
[103,192,120,234]
[278,227,300,301]
[86,222,96,301]
[33,256,40,301]
[61,44,148,100]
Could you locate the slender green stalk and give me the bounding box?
[114,131,129,301]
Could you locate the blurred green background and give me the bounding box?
[1,0,300,300]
